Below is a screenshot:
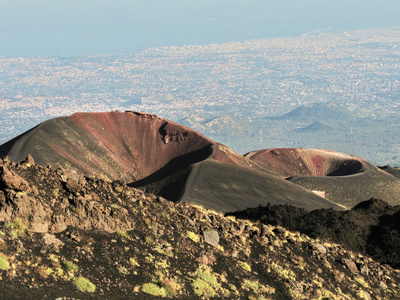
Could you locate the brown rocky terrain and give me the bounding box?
[1,111,400,299]
[1,157,400,299]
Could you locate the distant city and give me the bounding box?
[1,27,400,165]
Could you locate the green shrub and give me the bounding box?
[5,218,27,237]
[117,231,132,241]
[0,253,10,270]
[142,283,167,297]
[74,276,96,293]
[187,231,200,242]
[192,267,221,298]
[242,279,275,295]
[192,278,217,298]
[118,266,129,275]
[63,260,78,273]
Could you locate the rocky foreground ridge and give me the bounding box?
[1,157,400,299]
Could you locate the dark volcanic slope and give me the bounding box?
[0,112,342,213]
[246,148,400,207]
[379,165,400,179]
[129,144,343,212]
[229,198,400,269]
[136,158,340,213]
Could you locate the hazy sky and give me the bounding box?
[1,0,400,57]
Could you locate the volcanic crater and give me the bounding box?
[245,148,367,178]
[0,111,346,213]
[1,111,400,211]
[246,148,400,208]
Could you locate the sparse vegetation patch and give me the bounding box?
[0,157,399,299]
[74,276,96,293]
[5,218,27,237]
[0,252,10,270]
[142,282,168,297]
[186,230,200,242]
[63,260,78,273]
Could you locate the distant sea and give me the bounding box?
[1,0,400,57]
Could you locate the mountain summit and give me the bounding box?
[0,111,342,213]
[0,111,214,182]
[1,111,400,211]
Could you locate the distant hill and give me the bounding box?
[275,102,356,122]
[295,121,334,132]
[177,115,206,131]
[177,115,245,135]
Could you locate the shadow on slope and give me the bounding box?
[378,165,400,179]
[130,145,213,202]
[134,153,344,213]
[181,160,343,213]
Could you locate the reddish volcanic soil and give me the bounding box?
[0,111,215,182]
[0,111,271,183]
